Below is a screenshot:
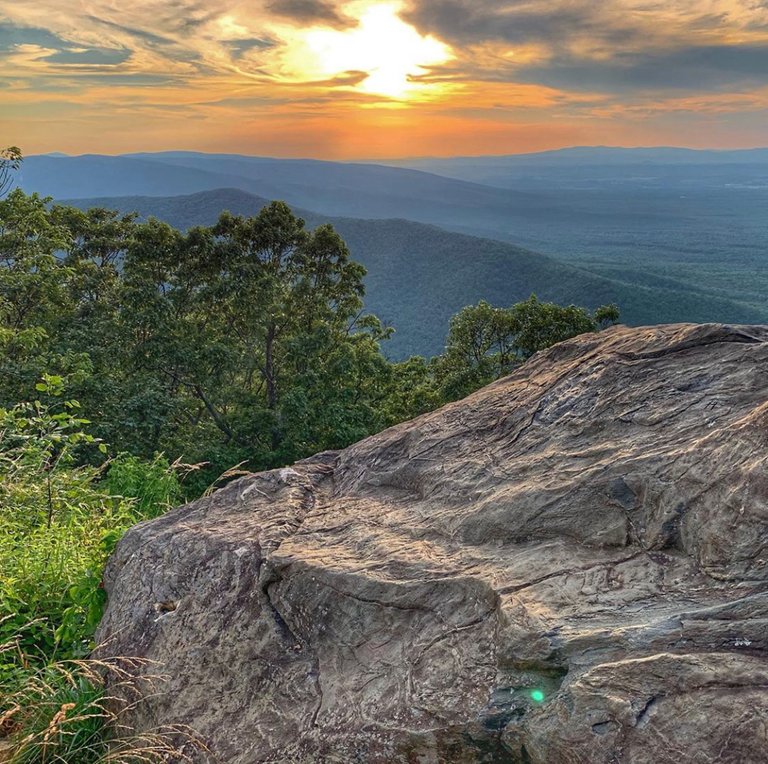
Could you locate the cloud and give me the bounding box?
[267,0,352,26]
[2,0,768,155]
[0,21,132,75]
[515,42,768,93]
[401,1,639,48]
[225,37,276,59]
[401,0,768,93]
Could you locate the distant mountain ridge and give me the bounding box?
[20,151,542,244]
[387,146,768,165]
[17,150,768,350]
[381,146,768,189]
[62,188,768,358]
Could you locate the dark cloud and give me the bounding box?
[515,43,768,93]
[46,72,183,86]
[225,37,276,59]
[402,0,636,48]
[402,2,768,95]
[267,0,351,27]
[310,70,368,87]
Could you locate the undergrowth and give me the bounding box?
[0,377,198,762]
[1,625,208,762]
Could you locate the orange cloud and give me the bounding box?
[1,0,768,156]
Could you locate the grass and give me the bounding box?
[1,625,208,763]
[0,383,199,762]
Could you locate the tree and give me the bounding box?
[594,303,621,329]
[507,294,599,358]
[0,146,22,198]
[434,300,519,400]
[82,202,392,472]
[0,190,79,405]
[434,295,620,400]
[0,189,624,484]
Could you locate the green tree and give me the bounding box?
[434,300,519,400]
[0,189,623,485]
[0,146,22,198]
[0,190,81,405]
[435,295,620,400]
[92,202,393,473]
[507,294,599,358]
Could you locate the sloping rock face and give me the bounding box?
[97,324,768,763]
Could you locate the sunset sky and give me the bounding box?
[1,0,768,158]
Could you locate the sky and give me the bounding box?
[1,0,768,158]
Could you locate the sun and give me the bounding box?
[294,2,453,99]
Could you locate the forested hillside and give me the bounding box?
[0,188,617,485]
[19,152,768,341]
[64,188,768,357]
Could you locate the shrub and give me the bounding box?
[0,381,196,760]
[0,379,182,663]
[103,453,182,521]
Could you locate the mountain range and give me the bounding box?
[12,147,768,356]
[62,187,768,358]
[383,146,768,189]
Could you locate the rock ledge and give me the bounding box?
[98,324,768,763]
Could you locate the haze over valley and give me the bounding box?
[17,147,768,356]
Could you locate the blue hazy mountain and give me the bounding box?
[382,146,768,189]
[62,188,768,358]
[18,149,768,353]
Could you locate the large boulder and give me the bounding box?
[96,324,768,763]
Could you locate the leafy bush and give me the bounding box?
[0,378,181,663]
[0,380,191,760]
[103,453,182,521]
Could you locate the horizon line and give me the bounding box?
[26,144,768,163]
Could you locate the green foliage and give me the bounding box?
[2,661,109,764]
[0,381,190,760]
[1,628,207,763]
[103,454,182,520]
[434,295,620,401]
[0,382,181,664]
[0,190,621,480]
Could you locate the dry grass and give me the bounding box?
[1,629,210,764]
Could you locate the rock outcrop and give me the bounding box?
[96,323,768,763]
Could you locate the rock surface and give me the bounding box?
[97,323,768,763]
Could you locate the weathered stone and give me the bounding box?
[96,323,768,763]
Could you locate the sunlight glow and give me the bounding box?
[295,2,452,99]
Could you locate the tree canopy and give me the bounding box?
[0,187,619,487]
[434,295,619,400]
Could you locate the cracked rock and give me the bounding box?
[96,323,768,763]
